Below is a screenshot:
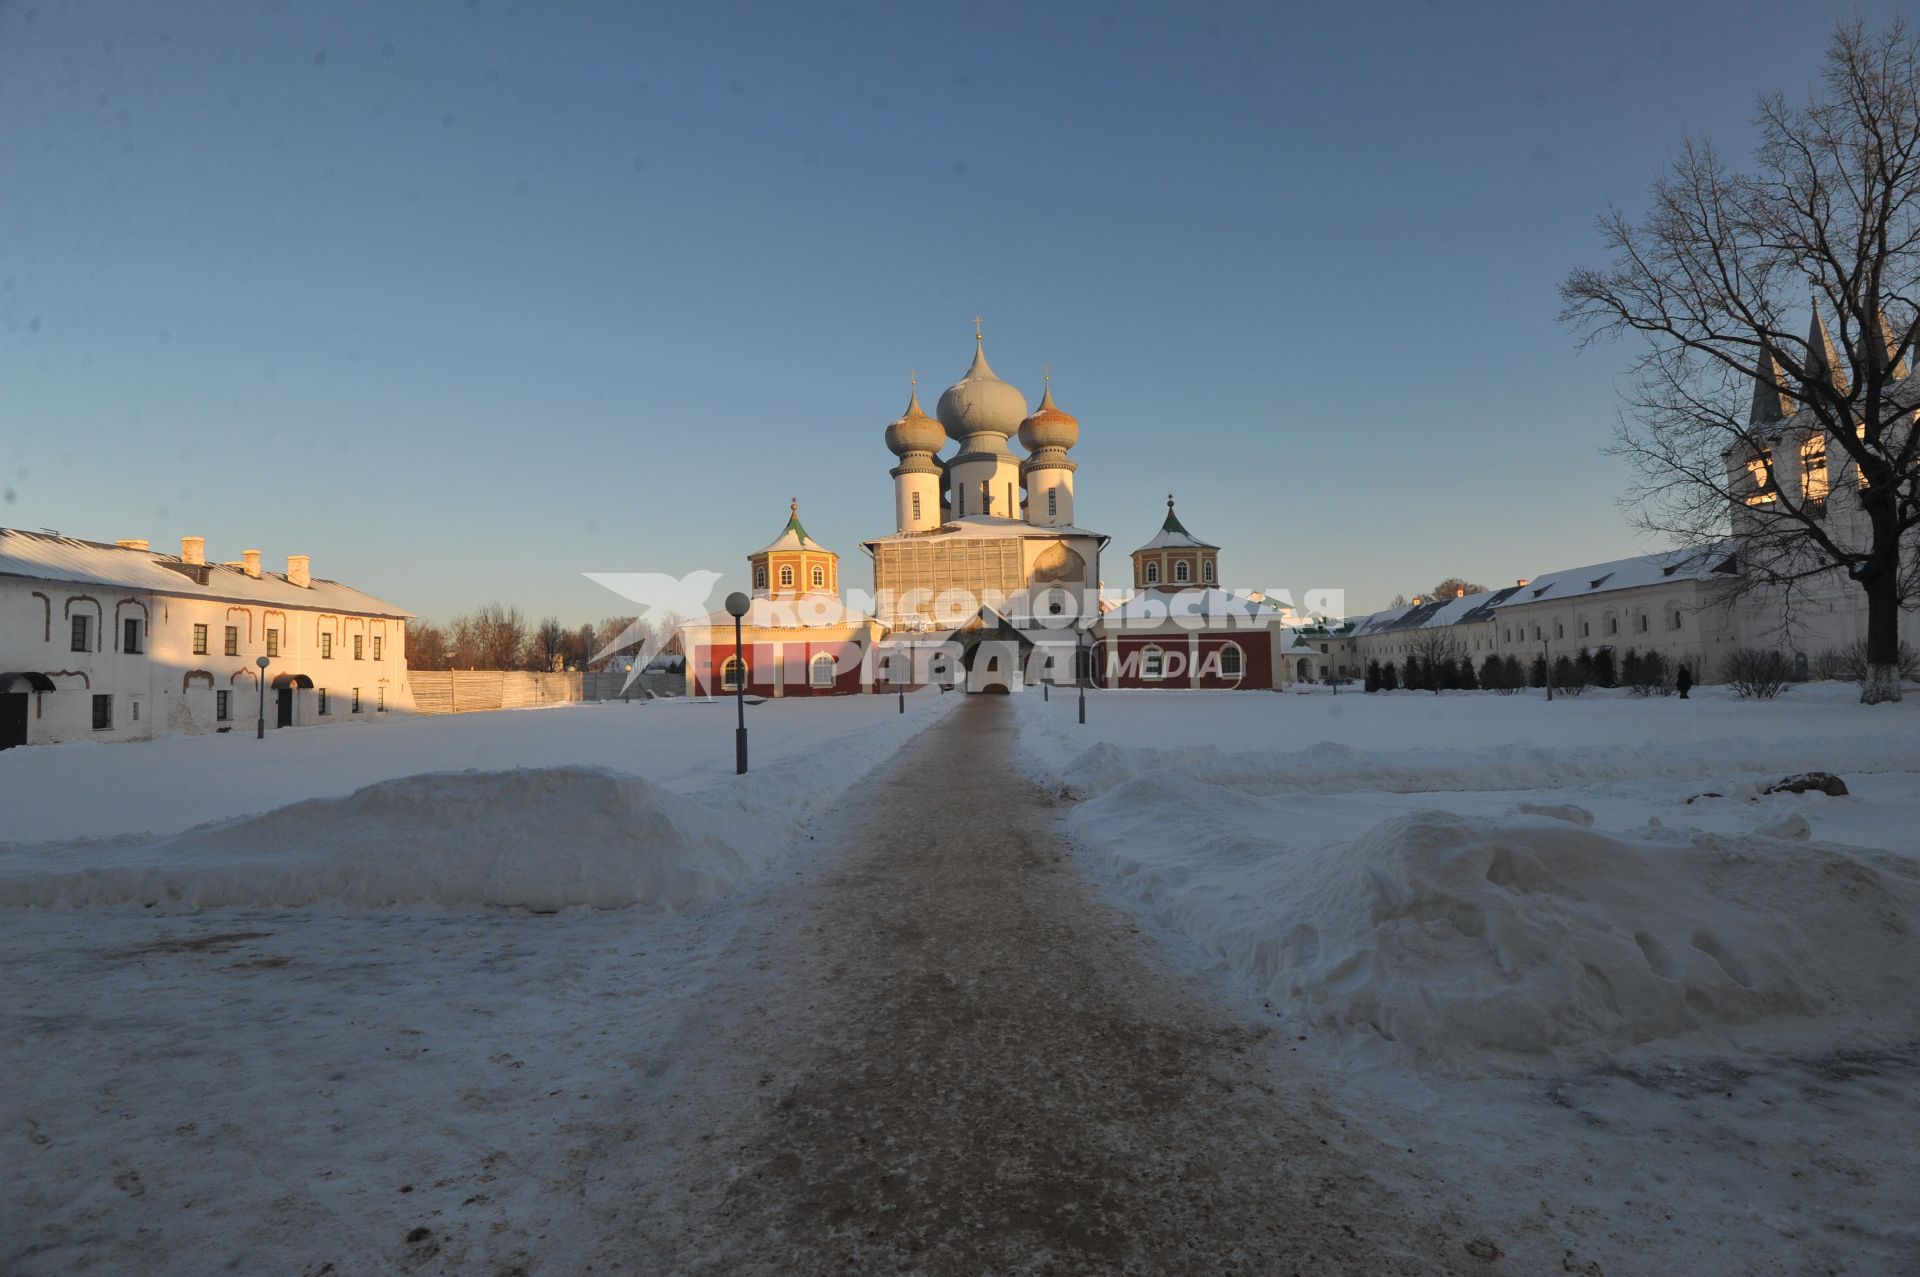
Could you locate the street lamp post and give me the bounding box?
[255,655,270,739]
[1078,627,1091,725]
[725,592,749,774]
[895,650,905,714]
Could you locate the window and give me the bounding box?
[1047,490,1057,518]
[1144,562,1160,584]
[123,618,143,653]
[1670,610,1683,631]
[352,688,362,713]
[1637,613,1649,633]
[957,488,964,516]
[71,614,90,652]
[353,635,364,660]
[1141,645,1165,679]
[1581,621,1590,637]
[811,566,824,588]
[779,565,794,588]
[810,653,836,688]
[1503,628,1511,642]
[320,632,333,659]
[225,625,239,656]
[754,565,767,590]
[1745,449,1777,505]
[372,636,382,661]
[317,688,329,715]
[377,688,385,712]
[721,655,747,690]
[1219,643,1244,678]
[91,694,111,730]
[131,699,140,722]
[216,690,230,721]
[1801,435,1829,503]
[1607,617,1618,635]
[193,623,208,655]
[1202,559,1214,583]
[266,628,279,657]
[912,492,922,521]
[1174,560,1190,583]
[1555,623,1564,639]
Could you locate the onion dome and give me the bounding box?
[884,387,946,456]
[936,332,1027,439]
[1018,379,1079,452]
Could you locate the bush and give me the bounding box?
[1590,648,1617,689]
[1380,660,1400,691]
[1364,659,1382,693]
[1723,647,1792,699]
[1502,654,1524,691]
[1813,638,1920,683]
[1622,647,1669,697]
[1551,653,1588,695]
[1478,653,1509,692]
[1528,654,1549,689]
[1454,655,1478,690]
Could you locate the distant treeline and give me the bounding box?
[407,605,683,672]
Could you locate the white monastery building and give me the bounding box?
[0,529,412,748]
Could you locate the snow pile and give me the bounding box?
[0,767,760,911]
[0,693,962,912]
[1073,779,1920,1068]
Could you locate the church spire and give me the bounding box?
[1748,348,1795,426]
[1806,297,1850,397]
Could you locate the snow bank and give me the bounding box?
[1075,779,1920,1068]
[1013,691,1920,1072]
[0,767,760,911]
[0,694,961,912]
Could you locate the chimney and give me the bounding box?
[287,554,311,588]
[1411,595,1422,605]
[1456,587,1466,598]
[115,538,151,552]
[1516,578,1529,587]
[181,536,205,565]
[243,549,262,579]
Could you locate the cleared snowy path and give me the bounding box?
[604,697,1475,1274]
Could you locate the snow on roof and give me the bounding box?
[864,515,1107,544]
[1100,587,1284,626]
[1132,500,1217,552]
[1492,544,1737,609]
[0,528,411,617]
[687,595,878,630]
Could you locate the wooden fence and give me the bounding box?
[407,671,584,715]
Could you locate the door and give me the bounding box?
[0,693,26,749]
[276,686,294,728]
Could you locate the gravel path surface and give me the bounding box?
[605,696,1475,1274]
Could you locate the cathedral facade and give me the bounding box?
[862,333,1108,633]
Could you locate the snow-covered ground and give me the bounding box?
[1013,683,1920,1273]
[0,695,958,910]
[0,692,961,1274]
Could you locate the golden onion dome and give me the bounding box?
[1018,381,1079,452]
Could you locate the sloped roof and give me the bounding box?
[1133,499,1217,552]
[687,595,878,631]
[756,501,828,555]
[1492,544,1738,609]
[0,528,410,617]
[1100,587,1282,627]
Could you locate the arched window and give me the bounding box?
[754,565,767,590]
[721,656,747,691]
[912,492,922,521]
[1144,562,1159,585]
[1140,645,1165,680]
[957,488,965,516]
[810,653,836,687]
[1202,559,1214,583]
[779,564,794,587]
[1218,642,1244,678]
[811,565,824,588]
[1174,560,1190,583]
[1048,489,1057,518]
[1636,613,1649,633]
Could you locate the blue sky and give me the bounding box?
[1,0,1902,621]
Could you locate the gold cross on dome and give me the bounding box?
[910,369,917,387]
[973,316,983,340]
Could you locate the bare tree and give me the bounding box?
[466,603,528,670]
[1561,20,1920,702]
[1405,629,1466,694]
[407,621,451,671]
[532,616,569,672]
